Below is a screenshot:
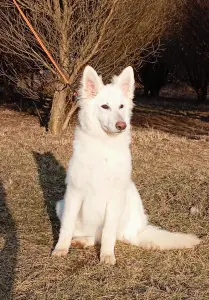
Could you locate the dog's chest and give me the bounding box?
[96,154,126,183]
[91,151,130,187]
[69,145,131,190]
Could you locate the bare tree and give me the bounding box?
[0,0,187,134]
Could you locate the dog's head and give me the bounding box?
[78,66,135,135]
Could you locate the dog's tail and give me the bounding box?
[56,199,64,221]
[130,225,200,250]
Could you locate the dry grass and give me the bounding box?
[0,107,209,300]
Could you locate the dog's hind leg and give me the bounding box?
[71,236,95,248]
[118,181,148,243]
[118,182,200,250]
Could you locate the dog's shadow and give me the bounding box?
[33,152,66,249]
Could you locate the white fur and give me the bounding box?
[52,66,200,264]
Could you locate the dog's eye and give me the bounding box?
[101,104,109,109]
[119,104,124,109]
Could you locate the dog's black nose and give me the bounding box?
[115,121,127,131]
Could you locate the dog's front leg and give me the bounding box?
[100,197,120,265]
[52,185,82,257]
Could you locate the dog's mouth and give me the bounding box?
[102,125,123,134]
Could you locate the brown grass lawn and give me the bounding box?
[0,103,209,300]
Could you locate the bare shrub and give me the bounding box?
[0,0,186,133]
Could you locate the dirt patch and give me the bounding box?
[0,107,209,300]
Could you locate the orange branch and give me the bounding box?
[13,0,70,85]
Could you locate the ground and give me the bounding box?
[0,99,209,300]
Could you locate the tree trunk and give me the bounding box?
[48,84,69,134]
[62,100,79,131]
[3,76,12,103]
[196,87,207,103]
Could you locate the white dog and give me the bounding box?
[52,66,200,265]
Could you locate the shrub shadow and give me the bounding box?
[0,182,19,300]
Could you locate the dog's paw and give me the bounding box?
[51,248,68,257]
[100,254,116,265]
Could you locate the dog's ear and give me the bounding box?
[114,66,135,99]
[81,66,103,99]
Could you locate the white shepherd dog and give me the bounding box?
[52,66,200,265]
